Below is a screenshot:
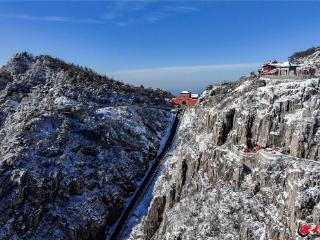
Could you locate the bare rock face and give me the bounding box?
[203,77,320,160]
[130,76,320,240]
[289,48,320,76]
[0,52,174,239]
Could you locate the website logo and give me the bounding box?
[298,223,320,237]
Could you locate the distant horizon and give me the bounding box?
[0,1,319,94]
[1,51,262,95]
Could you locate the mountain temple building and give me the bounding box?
[258,60,299,77]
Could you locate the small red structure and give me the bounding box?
[258,60,299,77]
[171,91,199,107]
[243,146,250,153]
[258,60,279,76]
[253,145,263,152]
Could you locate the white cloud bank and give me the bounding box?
[110,63,261,94]
[111,63,260,75]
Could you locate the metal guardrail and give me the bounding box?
[231,144,320,169]
[260,75,318,80]
[230,145,281,169]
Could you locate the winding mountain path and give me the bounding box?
[106,110,183,240]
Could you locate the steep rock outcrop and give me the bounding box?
[131,76,320,240]
[290,47,320,76]
[202,78,320,160]
[0,53,174,239]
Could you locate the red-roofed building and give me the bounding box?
[258,60,299,77]
[171,91,198,107]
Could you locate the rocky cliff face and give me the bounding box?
[290,48,320,76]
[130,76,320,240]
[0,52,174,239]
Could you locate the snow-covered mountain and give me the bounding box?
[290,47,320,76]
[130,75,320,239]
[3,49,320,240]
[0,52,174,239]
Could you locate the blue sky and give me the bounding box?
[0,1,320,94]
